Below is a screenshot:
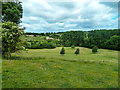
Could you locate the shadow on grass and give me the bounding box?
[4,56,107,65]
[4,56,45,60]
[50,58,107,65]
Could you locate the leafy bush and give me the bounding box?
[24,42,31,48]
[71,45,75,49]
[24,41,56,49]
[46,42,56,49]
[65,41,72,47]
[92,46,98,53]
[38,43,44,49]
[56,44,62,47]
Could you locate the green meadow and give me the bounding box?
[2,47,118,88]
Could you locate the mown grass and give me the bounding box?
[2,47,118,88]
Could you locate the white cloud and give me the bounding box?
[56,23,64,26]
[23,24,30,27]
[64,24,77,28]
[29,16,38,20]
[21,0,118,33]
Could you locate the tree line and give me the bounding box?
[60,30,119,51]
[25,29,119,51]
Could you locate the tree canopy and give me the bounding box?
[2,22,24,58]
[2,1,23,24]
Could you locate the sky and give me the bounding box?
[21,0,118,33]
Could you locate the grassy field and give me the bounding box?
[2,47,118,88]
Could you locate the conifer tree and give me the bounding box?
[60,47,65,55]
[75,48,79,55]
[92,46,98,53]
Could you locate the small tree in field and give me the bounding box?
[60,47,65,55]
[92,46,98,53]
[2,22,25,58]
[75,48,79,55]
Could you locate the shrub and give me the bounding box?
[24,42,31,48]
[71,45,75,49]
[60,47,65,55]
[38,43,44,49]
[30,41,39,49]
[27,41,56,49]
[79,43,82,47]
[42,42,48,48]
[46,42,56,49]
[56,44,62,47]
[92,46,98,53]
[75,48,79,55]
[65,41,72,47]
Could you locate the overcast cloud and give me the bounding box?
[21,0,118,33]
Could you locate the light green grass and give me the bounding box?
[2,47,118,88]
[10,47,118,64]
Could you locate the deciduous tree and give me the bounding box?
[2,22,25,58]
[2,1,23,24]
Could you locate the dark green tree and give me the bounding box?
[2,1,23,24]
[65,41,72,47]
[61,31,85,46]
[88,30,118,49]
[105,35,120,50]
[92,46,98,53]
[75,48,79,55]
[60,47,65,55]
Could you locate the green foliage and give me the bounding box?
[2,22,24,58]
[71,45,75,49]
[65,41,72,47]
[23,29,119,51]
[23,42,31,48]
[75,48,79,55]
[60,47,65,55]
[46,42,56,49]
[92,46,98,53]
[22,36,58,49]
[2,2,23,24]
[24,41,56,49]
[87,30,118,49]
[61,31,85,46]
[79,43,82,47]
[105,35,120,50]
